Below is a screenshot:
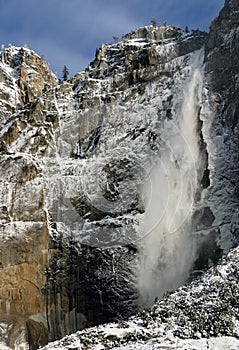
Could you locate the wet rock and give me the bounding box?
[26,319,49,350]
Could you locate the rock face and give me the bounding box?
[201,0,239,251]
[0,3,238,348]
[0,46,58,350]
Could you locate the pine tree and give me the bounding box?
[151,17,157,27]
[62,65,69,81]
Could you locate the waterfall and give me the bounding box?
[137,51,204,307]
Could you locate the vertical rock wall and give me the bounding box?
[201,0,239,251]
[0,46,58,349]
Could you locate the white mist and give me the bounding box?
[137,52,204,307]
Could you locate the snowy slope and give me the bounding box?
[41,337,239,350]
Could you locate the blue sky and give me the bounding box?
[0,0,224,77]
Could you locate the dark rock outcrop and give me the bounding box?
[205,0,239,128]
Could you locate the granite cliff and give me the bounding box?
[0,1,239,349]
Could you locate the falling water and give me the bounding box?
[137,51,204,307]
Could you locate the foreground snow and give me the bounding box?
[42,336,239,350]
[113,337,239,350]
